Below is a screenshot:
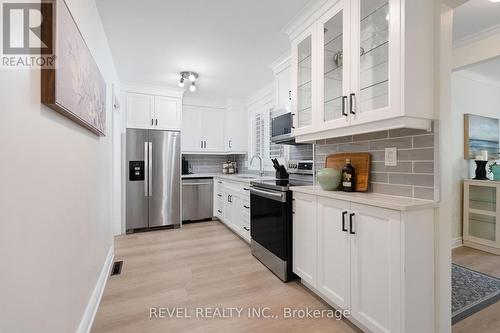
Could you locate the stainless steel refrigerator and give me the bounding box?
[126,129,181,231]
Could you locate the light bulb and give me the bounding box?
[188,73,196,82]
[189,82,196,92]
[178,77,185,88]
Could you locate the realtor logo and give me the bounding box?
[1,0,55,68]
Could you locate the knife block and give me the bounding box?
[276,169,289,180]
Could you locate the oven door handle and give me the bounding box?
[250,187,286,202]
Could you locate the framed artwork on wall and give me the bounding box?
[41,0,107,136]
[464,114,499,160]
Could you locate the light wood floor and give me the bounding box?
[91,221,360,333]
[452,246,500,333]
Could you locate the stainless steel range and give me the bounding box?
[249,160,313,282]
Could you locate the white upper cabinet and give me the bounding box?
[224,103,248,153]
[292,28,314,132]
[289,0,434,141]
[126,93,154,129]
[124,85,183,131]
[181,105,202,151]
[181,105,225,153]
[154,96,181,130]
[201,107,225,152]
[271,57,292,110]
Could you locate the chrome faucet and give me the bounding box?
[250,154,264,177]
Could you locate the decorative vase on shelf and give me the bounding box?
[317,168,341,191]
[490,164,500,181]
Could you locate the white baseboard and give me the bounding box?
[77,245,114,333]
[452,237,463,249]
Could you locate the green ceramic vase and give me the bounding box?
[317,168,341,191]
[491,165,500,181]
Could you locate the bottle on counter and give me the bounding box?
[341,158,355,192]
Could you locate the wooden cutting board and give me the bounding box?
[325,153,371,192]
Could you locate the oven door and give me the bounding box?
[250,187,290,260]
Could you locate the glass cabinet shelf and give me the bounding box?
[464,180,500,253]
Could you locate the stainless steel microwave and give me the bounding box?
[271,108,295,144]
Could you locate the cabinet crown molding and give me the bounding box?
[122,83,185,99]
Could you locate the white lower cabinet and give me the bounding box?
[292,192,317,286]
[213,178,251,243]
[293,192,434,333]
[317,197,350,310]
[349,203,401,333]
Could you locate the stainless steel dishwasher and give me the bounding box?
[182,178,214,222]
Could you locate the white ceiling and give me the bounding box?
[96,0,311,101]
[453,0,500,43]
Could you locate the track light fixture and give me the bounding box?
[179,71,199,92]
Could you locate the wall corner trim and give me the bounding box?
[77,245,114,333]
[451,237,463,249]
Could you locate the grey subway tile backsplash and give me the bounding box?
[371,183,413,197]
[315,125,435,199]
[413,134,434,148]
[413,187,435,200]
[413,161,434,174]
[369,137,412,150]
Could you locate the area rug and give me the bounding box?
[452,263,500,324]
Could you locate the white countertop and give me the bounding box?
[182,173,274,184]
[290,186,437,212]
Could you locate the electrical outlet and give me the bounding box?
[385,147,397,166]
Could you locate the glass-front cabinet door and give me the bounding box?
[317,0,350,130]
[350,0,400,125]
[465,183,499,247]
[292,28,314,134]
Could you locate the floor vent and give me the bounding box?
[111,261,123,276]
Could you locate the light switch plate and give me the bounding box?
[385,147,397,166]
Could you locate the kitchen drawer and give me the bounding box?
[216,197,223,218]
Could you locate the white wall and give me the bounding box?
[450,71,500,239]
[0,0,119,332]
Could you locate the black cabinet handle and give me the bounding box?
[289,90,292,101]
[201,141,203,148]
[342,211,348,232]
[349,213,356,234]
[350,93,356,115]
[342,96,348,116]
[217,194,222,197]
[244,205,250,209]
[217,210,222,213]
[229,140,232,148]
[243,227,250,231]
[155,119,158,126]
[243,188,249,191]
[218,181,223,184]
[151,119,154,126]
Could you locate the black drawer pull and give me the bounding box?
[342,211,348,232]
[217,210,222,213]
[349,213,355,235]
[243,227,250,231]
[243,188,250,191]
[217,194,222,197]
[243,205,250,209]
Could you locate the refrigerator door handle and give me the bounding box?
[144,141,149,197]
[148,142,153,197]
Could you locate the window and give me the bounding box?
[248,92,287,171]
